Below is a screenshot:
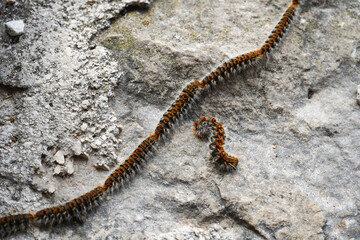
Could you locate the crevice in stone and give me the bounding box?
[208,183,267,239]
[307,88,318,99]
[227,209,267,239]
[258,222,275,240]
[0,83,28,94]
[321,219,331,240]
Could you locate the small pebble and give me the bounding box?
[47,185,56,194]
[80,123,88,132]
[72,140,82,155]
[78,152,89,160]
[90,139,102,150]
[5,20,24,37]
[66,160,74,175]
[81,99,90,110]
[54,150,65,165]
[54,165,62,175]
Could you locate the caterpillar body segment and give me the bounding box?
[0,213,33,237]
[194,117,239,169]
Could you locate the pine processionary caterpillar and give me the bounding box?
[198,1,300,89]
[0,213,34,236]
[194,117,239,169]
[32,186,105,225]
[0,0,301,237]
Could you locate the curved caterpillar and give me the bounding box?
[0,0,301,237]
[194,117,239,169]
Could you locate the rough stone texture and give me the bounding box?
[4,19,24,36]
[0,0,359,239]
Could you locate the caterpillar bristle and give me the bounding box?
[0,213,34,237]
[194,117,239,169]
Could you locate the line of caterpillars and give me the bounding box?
[0,0,300,237]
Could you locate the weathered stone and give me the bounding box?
[53,165,62,175]
[81,99,91,110]
[5,20,24,36]
[65,159,74,175]
[0,0,359,239]
[72,140,82,156]
[53,150,65,165]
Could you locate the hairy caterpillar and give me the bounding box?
[194,117,239,169]
[0,0,301,237]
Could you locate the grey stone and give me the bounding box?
[65,159,74,175]
[53,165,63,175]
[53,150,65,165]
[72,140,82,156]
[357,85,360,105]
[90,138,102,150]
[53,164,69,176]
[80,123,88,132]
[53,159,74,176]
[5,20,24,36]
[81,99,91,110]
[0,0,359,239]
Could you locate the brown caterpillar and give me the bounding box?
[33,186,105,225]
[198,0,300,89]
[103,135,157,192]
[0,213,34,236]
[0,0,301,237]
[194,117,239,169]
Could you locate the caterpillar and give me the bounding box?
[194,117,239,169]
[0,0,301,237]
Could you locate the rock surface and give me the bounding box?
[4,19,24,36]
[0,0,359,239]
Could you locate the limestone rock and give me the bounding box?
[0,0,359,239]
[53,150,65,165]
[5,20,24,36]
[65,159,74,175]
[72,140,82,156]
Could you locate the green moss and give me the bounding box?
[305,20,316,34]
[100,27,135,51]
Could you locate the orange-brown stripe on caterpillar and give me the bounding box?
[34,208,51,224]
[120,162,133,176]
[218,64,229,77]
[33,186,105,225]
[103,176,116,191]
[182,81,199,97]
[194,117,239,169]
[139,136,156,151]
[103,165,128,191]
[162,91,193,124]
[126,155,141,171]
[200,64,233,87]
[260,3,299,54]
[0,213,34,237]
[134,146,146,160]
[163,111,177,124]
